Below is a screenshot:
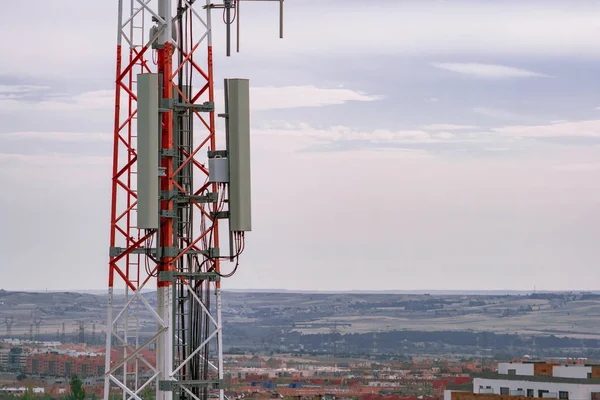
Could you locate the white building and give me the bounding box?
[0,388,45,394]
[473,375,600,399]
[445,362,600,400]
[497,363,595,379]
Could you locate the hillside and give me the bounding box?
[1,290,599,354]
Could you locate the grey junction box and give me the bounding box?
[209,157,229,183]
[225,78,252,232]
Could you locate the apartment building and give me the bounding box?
[0,348,27,370]
[445,362,600,400]
[26,353,105,378]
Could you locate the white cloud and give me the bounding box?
[434,132,456,139]
[553,162,600,172]
[254,123,436,146]
[421,124,478,131]
[4,116,600,292]
[38,90,114,111]
[0,85,50,93]
[256,119,600,155]
[3,119,597,162]
[297,147,436,161]
[425,97,439,103]
[216,85,383,111]
[0,153,111,166]
[0,86,382,115]
[226,2,600,60]
[7,119,594,162]
[431,63,549,79]
[7,2,600,81]
[494,120,600,138]
[1,131,111,142]
[472,107,522,121]
[0,89,113,113]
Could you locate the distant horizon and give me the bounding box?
[2,288,599,295]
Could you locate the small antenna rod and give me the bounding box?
[230,0,284,56]
[225,0,233,56]
[236,0,241,52]
[279,0,284,39]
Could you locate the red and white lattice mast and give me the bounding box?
[104,1,283,399]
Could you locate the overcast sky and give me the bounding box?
[2,0,600,292]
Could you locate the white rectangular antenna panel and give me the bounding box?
[226,78,252,232]
[136,73,160,229]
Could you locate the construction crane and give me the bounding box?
[104,1,283,400]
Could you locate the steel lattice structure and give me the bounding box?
[104,1,281,400]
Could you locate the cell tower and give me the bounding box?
[104,1,283,400]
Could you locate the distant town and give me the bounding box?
[2,337,600,400]
[3,290,600,398]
